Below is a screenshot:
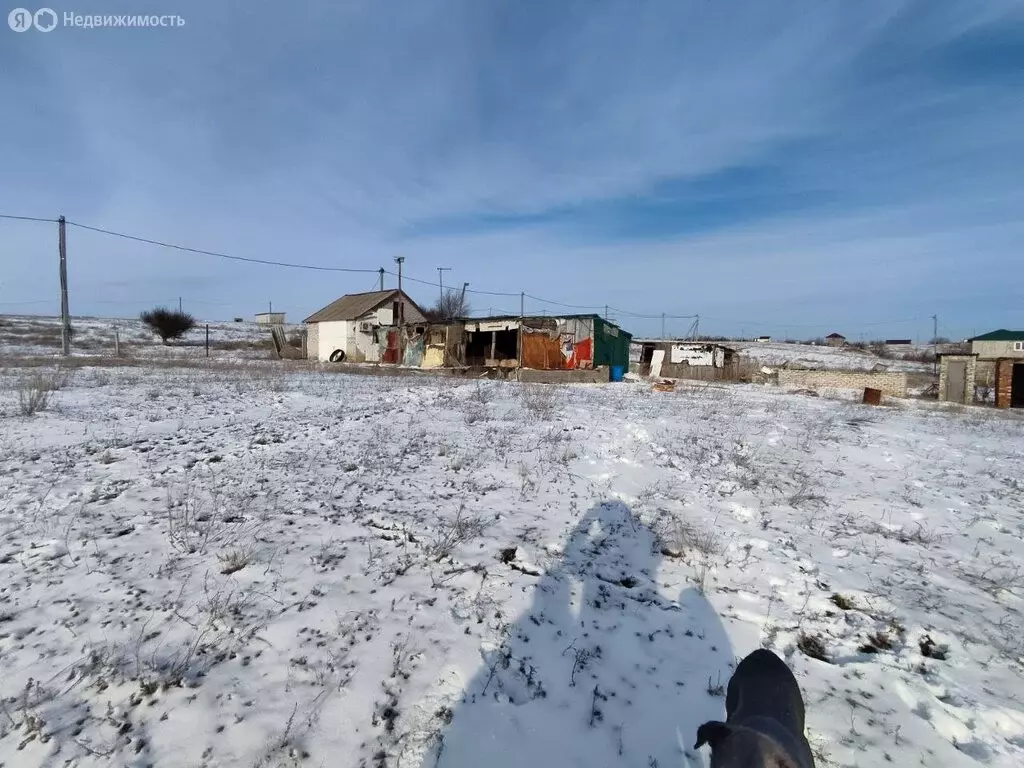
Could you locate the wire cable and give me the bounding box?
[65,220,380,274]
[0,213,58,223]
[2,213,951,334]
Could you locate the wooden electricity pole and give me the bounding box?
[394,256,405,323]
[436,266,451,304]
[58,215,70,356]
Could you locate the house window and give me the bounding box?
[1014,341,1023,351]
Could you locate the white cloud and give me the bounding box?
[1,0,1022,338]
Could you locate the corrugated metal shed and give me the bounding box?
[592,316,632,369]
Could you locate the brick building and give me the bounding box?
[995,358,1024,409]
[969,329,1024,392]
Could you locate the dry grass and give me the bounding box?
[519,384,562,419]
[14,366,72,416]
[797,632,830,662]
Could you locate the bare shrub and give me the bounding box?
[427,504,487,562]
[218,547,254,574]
[653,511,719,591]
[469,382,494,404]
[833,514,947,547]
[83,581,268,691]
[788,471,828,509]
[165,473,256,555]
[462,400,489,425]
[797,632,830,662]
[956,556,1024,598]
[655,512,719,559]
[859,630,895,654]
[16,366,71,416]
[519,384,561,420]
[140,307,196,344]
[16,374,52,416]
[869,342,894,360]
[830,593,856,611]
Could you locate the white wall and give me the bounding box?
[306,323,319,361]
[316,320,350,362]
[352,325,380,362]
[670,344,714,366]
[313,304,419,363]
[972,340,1024,359]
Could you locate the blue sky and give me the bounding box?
[1,0,1022,340]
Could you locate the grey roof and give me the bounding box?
[305,290,425,323]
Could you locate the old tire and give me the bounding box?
[329,349,346,363]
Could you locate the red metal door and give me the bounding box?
[383,330,400,364]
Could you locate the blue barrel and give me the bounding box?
[610,365,625,382]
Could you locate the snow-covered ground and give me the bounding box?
[1,365,1022,768]
[0,314,295,361]
[733,341,934,373]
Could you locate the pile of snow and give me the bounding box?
[0,366,1021,767]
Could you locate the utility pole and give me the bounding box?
[517,291,525,376]
[379,268,385,292]
[436,267,451,304]
[661,312,666,339]
[394,256,405,323]
[932,314,938,375]
[695,314,700,340]
[58,215,70,356]
[459,282,468,316]
[179,296,183,313]
[604,304,609,320]
[268,300,272,314]
[394,257,404,293]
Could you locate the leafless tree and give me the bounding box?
[424,290,470,321]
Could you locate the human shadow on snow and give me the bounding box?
[426,501,734,768]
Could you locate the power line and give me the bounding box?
[0,213,58,223]
[4,213,688,314]
[606,307,696,319]
[524,294,604,310]
[390,269,518,297]
[64,220,380,274]
[1,213,955,333]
